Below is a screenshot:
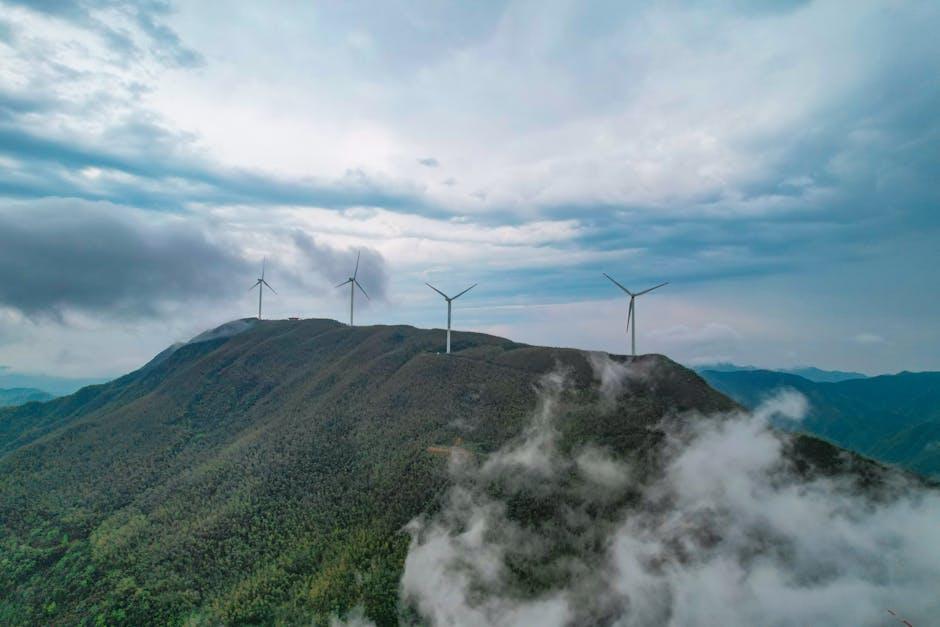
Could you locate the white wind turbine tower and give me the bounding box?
[426,282,477,354]
[603,273,667,358]
[336,250,369,326]
[250,258,277,320]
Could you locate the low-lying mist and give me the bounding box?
[399,356,940,626]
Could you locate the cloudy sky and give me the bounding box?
[0,0,937,387]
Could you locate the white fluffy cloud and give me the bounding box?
[401,358,940,626]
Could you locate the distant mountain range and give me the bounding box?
[699,368,940,478]
[0,388,54,407]
[693,362,868,382]
[0,372,107,397]
[0,319,885,625]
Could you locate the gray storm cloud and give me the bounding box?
[400,356,940,626]
[0,200,250,317]
[292,231,390,301]
[0,198,394,325]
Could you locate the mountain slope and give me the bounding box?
[0,320,888,625]
[700,368,940,477]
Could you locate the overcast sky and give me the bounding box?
[0,0,938,385]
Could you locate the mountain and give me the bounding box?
[691,362,759,373]
[0,372,108,397]
[0,387,54,407]
[700,368,940,477]
[781,365,867,382]
[0,320,900,625]
[692,362,867,382]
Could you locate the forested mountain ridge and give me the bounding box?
[693,362,867,382]
[0,388,54,408]
[700,368,940,477]
[0,319,889,625]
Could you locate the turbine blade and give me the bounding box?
[354,279,370,300]
[425,282,449,299]
[249,279,261,291]
[335,279,352,288]
[603,273,633,296]
[353,250,361,279]
[261,257,266,280]
[452,283,477,300]
[626,298,634,333]
[262,279,277,295]
[636,282,668,296]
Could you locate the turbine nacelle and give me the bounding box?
[425,282,476,303]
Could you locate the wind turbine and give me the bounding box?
[250,258,277,320]
[336,250,369,326]
[603,273,667,357]
[426,282,477,354]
